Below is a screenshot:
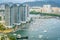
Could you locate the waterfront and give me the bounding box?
[10,17,60,40]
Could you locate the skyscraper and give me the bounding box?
[4,4,21,28]
[0,3,29,28]
[11,4,21,25]
[19,4,29,23]
[4,4,12,28]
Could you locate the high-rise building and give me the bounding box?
[0,10,5,24]
[11,4,21,25]
[0,4,5,25]
[25,4,30,22]
[4,4,12,28]
[19,4,28,23]
[0,3,29,28]
[4,4,21,28]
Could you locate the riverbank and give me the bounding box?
[30,11,60,17]
[8,18,60,40]
[30,14,60,19]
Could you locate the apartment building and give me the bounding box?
[0,3,30,28]
[19,4,29,23]
[10,4,21,26]
[52,7,60,13]
[0,4,5,25]
[30,7,42,12]
[30,5,60,14]
[42,5,52,13]
[4,4,12,28]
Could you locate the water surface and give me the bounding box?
[12,18,60,40]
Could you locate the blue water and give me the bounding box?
[12,18,60,40]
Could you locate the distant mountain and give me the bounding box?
[23,1,60,7]
[0,1,60,7]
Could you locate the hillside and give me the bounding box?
[24,1,60,7]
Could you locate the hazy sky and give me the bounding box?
[0,0,59,3]
[0,0,44,3]
[0,0,35,3]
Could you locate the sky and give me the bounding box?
[0,0,45,3]
[0,0,59,3]
[0,0,35,3]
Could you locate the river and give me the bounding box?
[10,15,60,40]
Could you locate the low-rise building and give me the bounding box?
[30,5,60,14]
[42,5,52,13]
[30,7,42,12]
[52,7,60,14]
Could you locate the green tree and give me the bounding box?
[7,34,16,40]
[30,11,40,14]
[1,36,5,40]
[0,17,2,21]
[0,23,6,31]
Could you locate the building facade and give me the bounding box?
[30,5,60,14]
[10,4,21,26]
[42,5,52,13]
[4,4,12,28]
[0,3,30,28]
[30,7,42,12]
[19,4,29,23]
